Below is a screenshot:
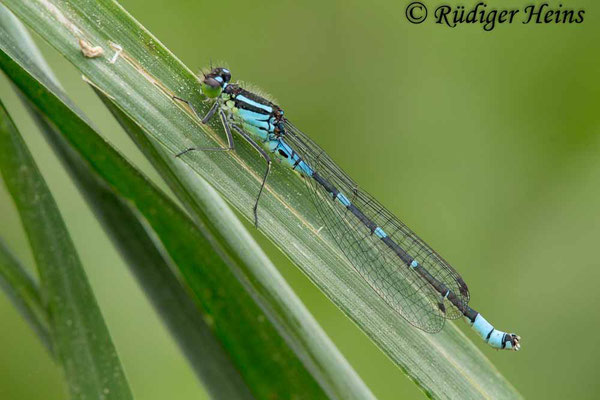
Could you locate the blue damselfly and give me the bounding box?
[173,67,520,351]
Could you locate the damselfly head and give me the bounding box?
[201,67,231,98]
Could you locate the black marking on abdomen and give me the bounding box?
[278,149,289,158]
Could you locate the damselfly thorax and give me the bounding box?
[218,84,312,175]
[223,84,285,138]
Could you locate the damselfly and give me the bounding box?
[173,67,520,351]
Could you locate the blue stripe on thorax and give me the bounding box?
[238,108,273,123]
[238,110,275,132]
[236,94,273,114]
[240,123,269,141]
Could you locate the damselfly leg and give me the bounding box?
[231,124,272,227]
[172,95,272,227]
[172,97,234,155]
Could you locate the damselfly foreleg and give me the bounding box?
[172,97,234,155]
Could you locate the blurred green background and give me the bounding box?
[1,0,598,398]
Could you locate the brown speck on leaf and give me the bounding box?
[78,38,104,58]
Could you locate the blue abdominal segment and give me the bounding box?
[269,139,314,177]
[335,192,351,206]
[470,314,518,350]
[374,227,388,239]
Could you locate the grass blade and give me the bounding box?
[24,102,256,400]
[0,98,133,399]
[0,6,373,399]
[0,236,53,354]
[2,1,521,398]
[1,16,253,394]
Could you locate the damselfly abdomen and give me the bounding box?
[173,67,520,351]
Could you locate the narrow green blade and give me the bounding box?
[24,103,255,400]
[0,236,52,355]
[0,98,133,400]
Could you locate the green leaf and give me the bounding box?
[1,1,521,398]
[7,21,254,394]
[0,97,133,399]
[1,15,253,395]
[0,6,373,400]
[22,100,255,400]
[0,236,53,355]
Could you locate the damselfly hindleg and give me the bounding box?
[231,125,272,226]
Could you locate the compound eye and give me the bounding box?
[201,77,223,98]
[221,68,231,82]
[204,77,220,88]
